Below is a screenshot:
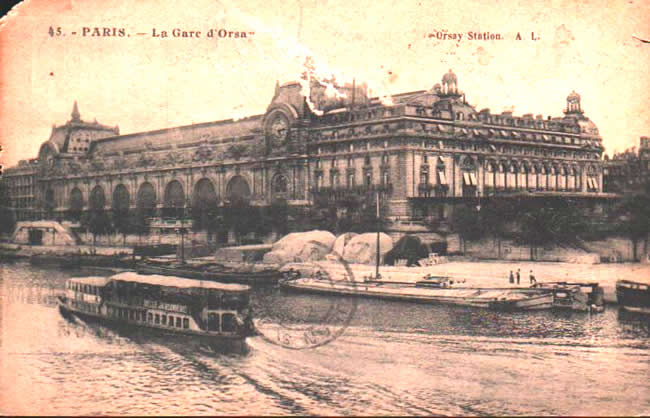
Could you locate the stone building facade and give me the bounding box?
[603,136,650,194]
[2,159,38,221]
[2,71,609,239]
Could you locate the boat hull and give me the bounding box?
[616,280,650,315]
[281,280,554,311]
[137,264,280,285]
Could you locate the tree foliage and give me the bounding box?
[616,183,650,260]
[0,181,16,234]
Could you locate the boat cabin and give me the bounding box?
[103,272,252,335]
[65,276,109,314]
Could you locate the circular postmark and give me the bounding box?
[253,247,359,350]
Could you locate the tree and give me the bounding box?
[223,197,259,244]
[265,198,289,236]
[112,208,131,246]
[618,187,650,261]
[82,209,113,252]
[0,181,16,235]
[479,198,512,258]
[451,203,483,254]
[516,198,589,260]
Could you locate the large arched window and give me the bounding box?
[192,178,218,231]
[226,175,251,203]
[89,185,106,211]
[136,182,156,218]
[68,187,84,221]
[163,180,185,218]
[112,184,130,212]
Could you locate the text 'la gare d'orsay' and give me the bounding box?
[47,27,252,39]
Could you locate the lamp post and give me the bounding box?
[178,204,187,264]
[375,192,380,279]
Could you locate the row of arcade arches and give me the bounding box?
[64,176,252,214]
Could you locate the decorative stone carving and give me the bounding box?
[160,150,185,167]
[225,144,248,161]
[193,144,214,162]
[90,158,105,171]
[113,156,128,170]
[136,152,155,168]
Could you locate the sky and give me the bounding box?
[0,0,648,168]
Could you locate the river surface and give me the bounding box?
[1,261,649,416]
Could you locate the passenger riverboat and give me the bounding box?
[57,272,256,349]
[616,280,650,314]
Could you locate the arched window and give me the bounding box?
[89,185,106,211]
[485,162,495,188]
[68,187,84,221]
[519,164,528,189]
[226,176,251,203]
[112,184,130,212]
[191,178,218,232]
[539,165,548,190]
[272,174,289,195]
[559,166,568,190]
[163,180,185,218]
[497,163,506,189]
[528,165,538,190]
[506,164,517,189]
[136,182,156,218]
[568,167,578,190]
[548,166,557,190]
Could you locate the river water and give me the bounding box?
[1,261,648,416]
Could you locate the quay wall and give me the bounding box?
[446,235,649,264]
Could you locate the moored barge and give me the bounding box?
[58,272,256,349]
[136,261,281,285]
[281,274,602,312]
[616,280,650,314]
[282,276,555,311]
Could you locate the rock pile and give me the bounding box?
[262,230,336,264]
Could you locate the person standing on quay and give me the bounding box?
[509,271,514,284]
[529,270,536,285]
[516,269,521,285]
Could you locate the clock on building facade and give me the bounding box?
[264,109,291,153]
